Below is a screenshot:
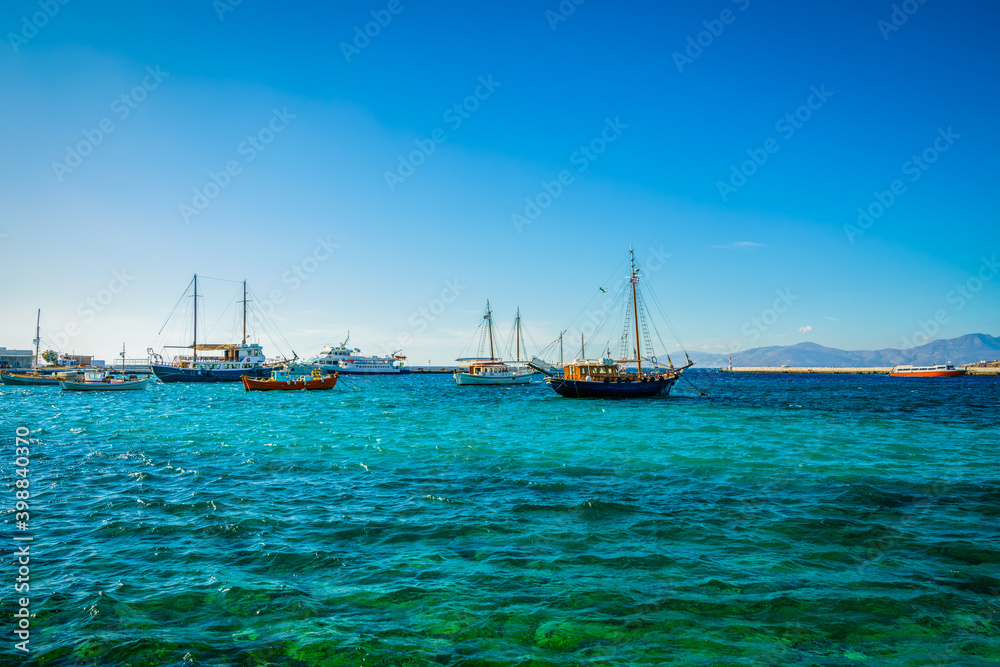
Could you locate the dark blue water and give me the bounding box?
[2,372,998,665]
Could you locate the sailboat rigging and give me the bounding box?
[454,301,535,385]
[539,246,693,398]
[149,275,270,383]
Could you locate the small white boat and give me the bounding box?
[60,343,151,391]
[59,371,151,391]
[454,359,535,385]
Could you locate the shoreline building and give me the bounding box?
[0,347,34,369]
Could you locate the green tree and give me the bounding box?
[41,350,58,365]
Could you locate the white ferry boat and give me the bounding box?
[889,363,966,378]
[309,333,408,375]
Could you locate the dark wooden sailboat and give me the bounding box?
[541,247,692,399]
[150,275,270,383]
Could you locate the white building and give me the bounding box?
[0,347,34,369]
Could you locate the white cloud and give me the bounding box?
[711,241,763,249]
[823,316,839,321]
[798,325,813,333]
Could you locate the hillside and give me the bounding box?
[688,333,1000,368]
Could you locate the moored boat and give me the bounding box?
[454,302,535,385]
[150,275,273,383]
[241,366,338,391]
[61,344,152,391]
[308,333,408,375]
[0,309,82,386]
[540,247,692,399]
[889,363,967,378]
[59,371,151,391]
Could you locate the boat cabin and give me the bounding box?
[564,360,622,381]
[170,343,266,371]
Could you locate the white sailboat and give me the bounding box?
[454,302,535,385]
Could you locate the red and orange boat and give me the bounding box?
[889,363,967,378]
[241,366,338,391]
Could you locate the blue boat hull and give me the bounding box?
[150,365,268,383]
[544,375,678,398]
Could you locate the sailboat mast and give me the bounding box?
[581,333,585,360]
[487,302,495,360]
[559,331,564,366]
[193,274,198,365]
[242,279,247,344]
[515,308,521,361]
[34,309,40,368]
[631,247,642,375]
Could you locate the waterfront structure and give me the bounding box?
[0,347,35,370]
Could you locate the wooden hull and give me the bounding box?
[544,375,678,398]
[241,373,338,391]
[1,372,62,386]
[59,378,151,391]
[889,370,967,377]
[152,364,269,383]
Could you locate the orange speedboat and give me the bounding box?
[241,366,338,391]
[889,363,967,378]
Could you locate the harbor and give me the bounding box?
[720,365,1000,376]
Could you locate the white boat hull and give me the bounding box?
[454,370,534,385]
[59,378,151,391]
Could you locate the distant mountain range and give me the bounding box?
[688,333,1000,368]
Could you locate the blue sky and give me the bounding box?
[1,0,997,364]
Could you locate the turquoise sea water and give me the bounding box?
[2,372,999,666]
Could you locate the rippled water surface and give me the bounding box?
[2,372,999,665]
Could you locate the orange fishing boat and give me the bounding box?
[241,366,338,391]
[889,363,967,378]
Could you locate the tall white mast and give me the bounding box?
[630,246,641,375]
[33,309,40,368]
